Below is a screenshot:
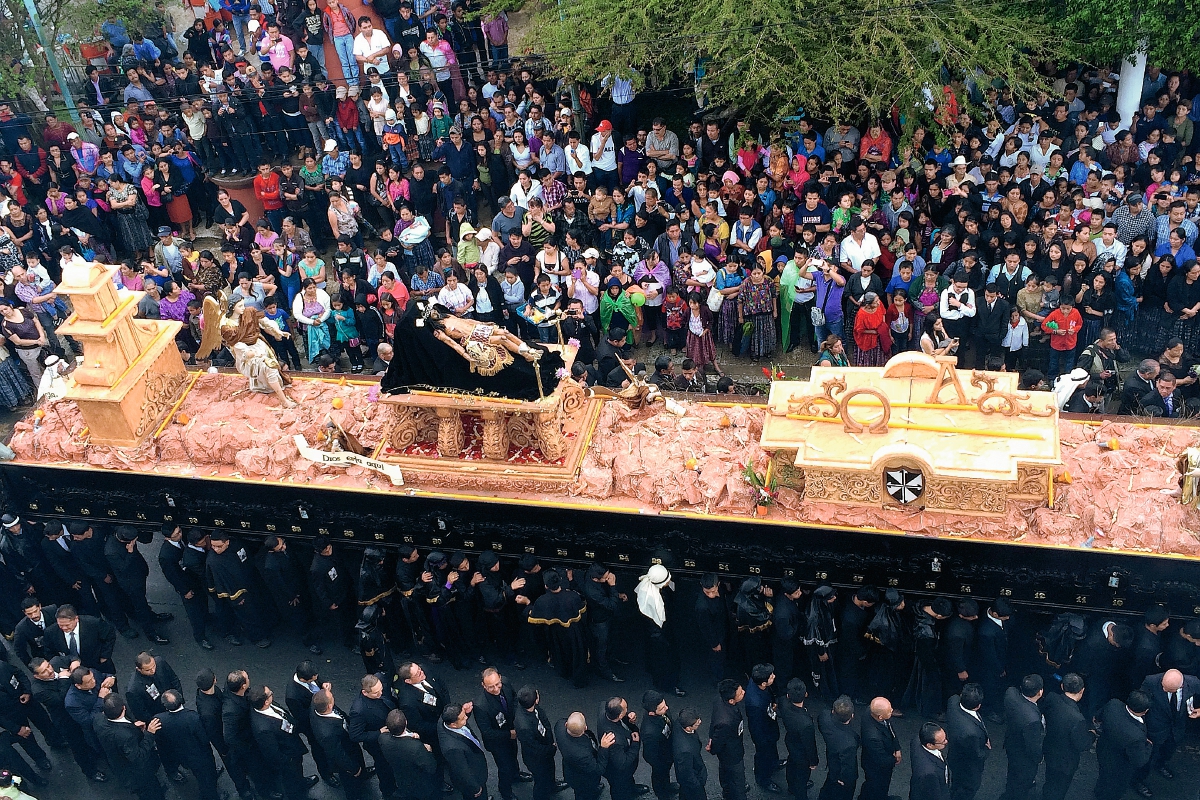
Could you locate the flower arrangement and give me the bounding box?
[760,366,786,381]
[742,462,778,510]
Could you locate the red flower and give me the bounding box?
[775,370,785,379]
[761,366,772,379]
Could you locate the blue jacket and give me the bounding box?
[744,681,780,745]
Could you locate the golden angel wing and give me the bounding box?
[195,294,225,360]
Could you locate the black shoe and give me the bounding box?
[120,628,139,639]
[514,662,527,670]
[608,673,626,683]
[612,657,630,666]
[171,770,187,782]
[150,634,171,645]
[444,783,455,794]
[634,786,650,796]
[90,771,107,782]
[762,782,784,794]
[308,644,323,655]
[477,655,488,665]
[35,759,52,772]
[1136,786,1153,798]
[1158,766,1174,780]
[777,758,788,769]
[24,772,46,787]
[364,766,376,777]
[304,775,319,788]
[198,639,215,650]
[255,639,272,648]
[268,792,283,800]
[553,780,569,791]
[673,687,687,697]
[325,773,341,788]
[427,652,443,664]
[155,612,175,622]
[517,772,534,782]
[225,635,243,646]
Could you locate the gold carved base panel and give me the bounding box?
[790,463,1034,516]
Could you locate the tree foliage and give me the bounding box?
[1047,0,1200,72]
[503,0,1063,125]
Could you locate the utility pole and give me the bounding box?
[21,0,80,122]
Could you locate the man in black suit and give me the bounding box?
[157,524,212,649]
[0,514,57,606]
[1095,692,1153,800]
[29,657,104,782]
[44,605,117,673]
[708,679,747,800]
[816,695,859,800]
[153,690,220,800]
[206,532,273,648]
[64,665,111,765]
[126,653,184,726]
[940,599,978,702]
[439,702,490,800]
[66,521,134,635]
[0,661,53,782]
[259,536,322,655]
[1141,372,1186,418]
[379,709,439,800]
[1163,619,1200,675]
[514,686,564,800]
[395,661,449,765]
[1074,619,1135,723]
[672,707,707,800]
[105,526,173,643]
[224,670,276,800]
[349,672,398,797]
[95,693,166,800]
[972,599,1011,722]
[1042,673,1092,800]
[778,679,818,800]
[12,599,54,666]
[39,524,95,616]
[1139,669,1200,787]
[249,684,319,800]
[195,667,254,799]
[944,683,989,800]
[836,588,877,703]
[972,282,1010,369]
[1129,606,1169,695]
[284,661,337,787]
[858,696,900,800]
[311,688,370,800]
[1117,359,1160,414]
[473,667,532,800]
[557,711,607,800]
[640,690,677,800]
[1000,675,1045,800]
[909,722,951,800]
[598,695,645,800]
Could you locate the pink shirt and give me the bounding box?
[260,35,294,72]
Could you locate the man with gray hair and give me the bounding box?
[1118,358,1160,414]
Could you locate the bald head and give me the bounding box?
[1162,669,1184,693]
[869,697,893,721]
[565,712,587,736]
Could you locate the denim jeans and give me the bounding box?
[310,40,327,69]
[814,316,844,346]
[336,123,366,153]
[230,13,250,51]
[488,43,509,68]
[1047,348,1075,378]
[332,34,359,86]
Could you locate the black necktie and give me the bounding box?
[67,631,79,656]
[1171,691,1179,713]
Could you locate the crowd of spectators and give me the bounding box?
[1,3,1200,410]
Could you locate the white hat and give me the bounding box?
[951,156,969,167]
[582,248,600,259]
[323,139,338,152]
[67,132,79,140]
[475,228,493,242]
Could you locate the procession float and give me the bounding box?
[4,259,1200,615]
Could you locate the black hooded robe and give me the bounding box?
[527,578,589,688]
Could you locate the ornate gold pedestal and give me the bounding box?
[54,261,188,447]
[377,379,602,491]
[762,353,1061,516]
